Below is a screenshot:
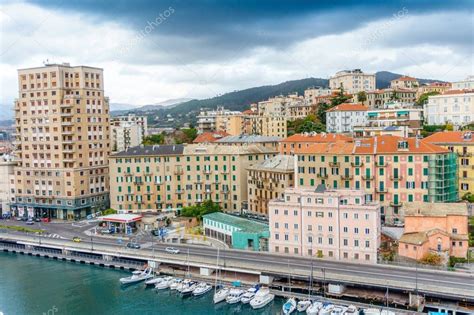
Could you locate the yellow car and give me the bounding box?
[72,237,82,243]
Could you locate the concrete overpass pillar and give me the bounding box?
[259,275,273,285]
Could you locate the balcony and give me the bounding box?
[63,147,75,153]
[221,189,230,194]
[60,103,73,108]
[389,175,403,181]
[375,162,388,167]
[154,181,163,185]
[60,112,73,117]
[340,175,353,180]
[175,189,184,194]
[317,174,328,179]
[174,169,184,175]
[221,170,229,174]
[390,201,403,207]
[460,152,472,157]
[61,121,73,126]
[134,181,144,185]
[202,169,212,175]
[351,162,364,167]
[376,187,388,193]
[62,130,74,135]
[362,175,374,180]
[329,162,340,167]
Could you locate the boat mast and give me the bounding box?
[186,248,190,277]
[214,248,220,295]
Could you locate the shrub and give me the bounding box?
[420,252,442,265]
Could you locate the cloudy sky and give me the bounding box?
[1,0,473,109]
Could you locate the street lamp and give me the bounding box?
[322,267,326,298]
[414,241,422,296]
[90,236,94,251]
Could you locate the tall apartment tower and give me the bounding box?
[12,63,110,220]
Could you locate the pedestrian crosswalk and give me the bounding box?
[43,233,64,239]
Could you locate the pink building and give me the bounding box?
[268,185,381,264]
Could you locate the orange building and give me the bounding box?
[279,132,352,155]
[398,203,469,261]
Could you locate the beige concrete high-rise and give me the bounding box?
[12,63,110,220]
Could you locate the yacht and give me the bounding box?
[306,301,323,315]
[169,278,183,290]
[319,303,335,315]
[331,305,348,315]
[144,277,163,286]
[240,286,259,304]
[180,281,198,296]
[213,286,230,304]
[192,282,212,296]
[343,305,358,314]
[225,288,244,304]
[119,267,153,285]
[296,299,312,312]
[249,287,274,309]
[282,297,297,314]
[155,276,173,290]
[176,279,192,292]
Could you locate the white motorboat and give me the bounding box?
[176,279,192,292]
[240,287,258,304]
[169,278,183,290]
[250,287,274,310]
[331,305,348,315]
[119,267,153,285]
[363,308,381,315]
[343,305,358,314]
[180,281,198,296]
[282,297,297,314]
[306,301,323,315]
[225,288,244,304]
[213,287,230,304]
[296,299,312,312]
[145,277,163,286]
[319,303,335,315]
[155,276,173,290]
[192,282,212,296]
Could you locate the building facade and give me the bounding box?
[279,133,352,155]
[0,155,17,216]
[294,135,458,224]
[247,155,295,215]
[329,69,376,94]
[390,76,419,89]
[196,107,241,134]
[425,90,474,126]
[451,76,474,91]
[326,103,368,133]
[111,114,147,152]
[215,135,281,150]
[304,87,332,105]
[12,63,110,220]
[109,144,276,213]
[424,131,474,196]
[365,89,417,108]
[398,203,468,260]
[268,186,380,263]
[203,212,269,251]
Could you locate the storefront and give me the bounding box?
[98,214,143,235]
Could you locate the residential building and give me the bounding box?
[109,144,276,213]
[247,154,294,215]
[269,186,380,263]
[279,132,352,155]
[398,203,468,260]
[0,155,17,216]
[196,107,241,134]
[215,114,243,135]
[451,75,474,91]
[295,135,458,224]
[242,115,287,138]
[304,87,332,105]
[424,131,474,195]
[203,212,269,251]
[390,76,419,89]
[111,120,146,152]
[12,63,110,220]
[326,103,368,133]
[329,69,376,94]
[365,88,417,108]
[425,90,474,126]
[353,125,411,138]
[416,82,451,98]
[356,102,424,137]
[215,135,281,150]
[193,131,229,144]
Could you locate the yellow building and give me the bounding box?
[109,144,276,213]
[424,131,474,195]
[247,154,294,216]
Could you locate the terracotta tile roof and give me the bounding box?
[193,131,229,143]
[392,75,417,82]
[424,131,474,144]
[440,89,474,95]
[404,202,468,217]
[297,135,449,154]
[242,109,256,115]
[326,103,368,112]
[281,133,352,143]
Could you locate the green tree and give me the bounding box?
[330,87,351,107]
[180,199,221,220]
[416,91,440,106]
[143,133,165,145]
[357,91,367,103]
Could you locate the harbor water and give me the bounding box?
[0,252,285,315]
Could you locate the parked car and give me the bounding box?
[41,218,51,223]
[72,237,82,243]
[26,219,34,225]
[100,229,114,234]
[34,217,41,222]
[126,242,141,249]
[165,247,180,254]
[21,217,28,221]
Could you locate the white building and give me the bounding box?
[425,91,474,126]
[326,103,368,133]
[304,87,332,104]
[329,69,376,94]
[111,114,148,152]
[0,155,17,216]
[451,76,474,91]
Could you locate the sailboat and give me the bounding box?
[297,258,313,312]
[213,248,229,304]
[282,260,296,314]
